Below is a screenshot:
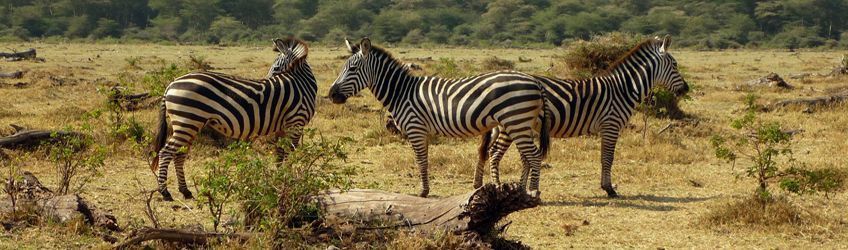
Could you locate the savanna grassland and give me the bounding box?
[0,42,847,249]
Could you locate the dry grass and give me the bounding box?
[0,42,847,248]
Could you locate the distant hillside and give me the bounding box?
[1,0,847,48]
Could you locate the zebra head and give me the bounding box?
[653,36,690,97]
[328,37,372,104]
[266,38,308,78]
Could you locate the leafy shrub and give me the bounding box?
[638,87,686,119]
[194,129,354,235]
[711,95,843,199]
[556,32,644,79]
[138,62,190,97]
[45,116,107,195]
[429,58,467,78]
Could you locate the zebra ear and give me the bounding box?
[660,35,672,54]
[273,38,289,54]
[360,37,371,56]
[272,39,283,52]
[345,37,355,53]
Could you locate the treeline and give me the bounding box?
[2,0,848,49]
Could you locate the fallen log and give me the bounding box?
[0,71,23,79]
[768,91,848,112]
[0,128,83,148]
[314,183,540,235]
[114,227,252,249]
[0,48,36,60]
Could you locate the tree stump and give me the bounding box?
[314,183,540,235]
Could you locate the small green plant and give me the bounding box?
[194,142,252,232]
[124,56,142,70]
[46,117,107,195]
[186,54,213,71]
[711,95,842,200]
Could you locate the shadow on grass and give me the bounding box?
[542,194,717,212]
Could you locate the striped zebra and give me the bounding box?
[477,36,690,198]
[149,38,316,201]
[329,38,550,197]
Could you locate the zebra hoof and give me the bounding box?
[603,186,619,198]
[418,190,429,198]
[179,188,194,200]
[527,190,541,199]
[160,189,174,202]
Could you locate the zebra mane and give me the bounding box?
[601,38,662,76]
[366,45,413,74]
[279,37,309,72]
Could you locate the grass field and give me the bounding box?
[1,42,847,249]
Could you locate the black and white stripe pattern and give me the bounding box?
[149,38,316,201]
[328,38,550,197]
[478,36,689,197]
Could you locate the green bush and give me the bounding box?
[194,129,354,235]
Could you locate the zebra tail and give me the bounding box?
[149,99,169,174]
[538,95,551,160]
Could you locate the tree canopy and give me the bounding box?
[1,0,847,48]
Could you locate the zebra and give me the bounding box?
[476,36,690,198]
[149,38,316,201]
[328,38,550,198]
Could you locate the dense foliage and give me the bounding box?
[2,0,848,48]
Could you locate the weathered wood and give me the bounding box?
[0,129,83,148]
[0,71,23,79]
[0,48,36,60]
[314,183,540,235]
[738,72,793,90]
[0,172,119,232]
[114,227,251,249]
[769,91,848,111]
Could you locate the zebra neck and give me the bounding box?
[367,61,419,111]
[608,54,657,103]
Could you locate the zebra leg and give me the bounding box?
[274,128,302,163]
[600,126,622,198]
[510,132,543,196]
[174,152,194,199]
[488,130,512,186]
[407,133,430,197]
[156,146,176,201]
[473,129,496,189]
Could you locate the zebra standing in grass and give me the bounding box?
[329,38,550,197]
[476,36,690,197]
[149,38,316,201]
